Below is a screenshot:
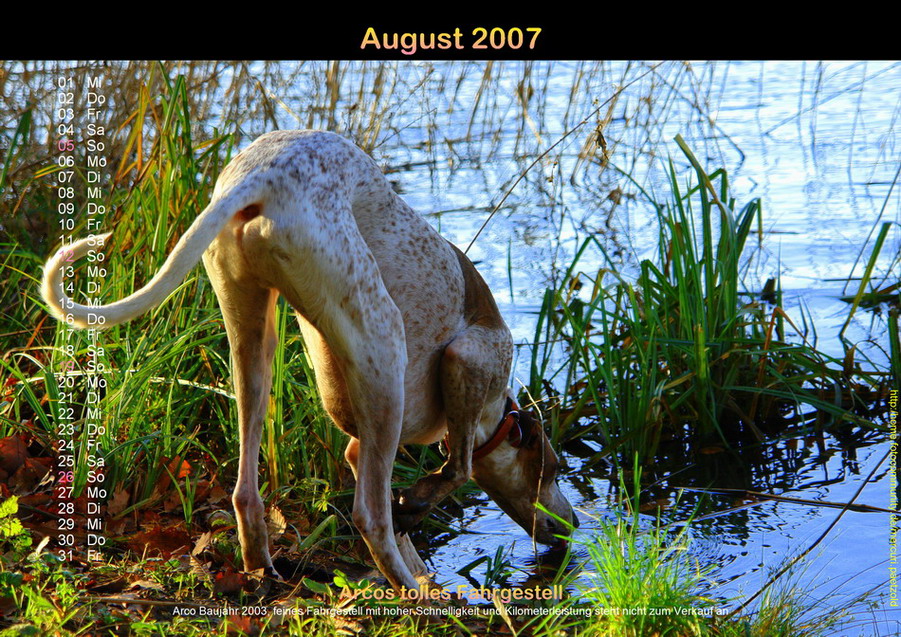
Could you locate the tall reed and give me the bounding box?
[529,137,881,463]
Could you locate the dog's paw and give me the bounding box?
[392,489,431,533]
[393,511,424,535]
[394,490,429,514]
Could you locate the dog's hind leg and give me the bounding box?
[203,250,280,576]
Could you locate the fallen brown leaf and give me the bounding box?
[127,524,192,559]
[10,457,51,493]
[107,488,130,516]
[0,435,29,474]
[213,569,247,595]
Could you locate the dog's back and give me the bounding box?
[220,131,491,445]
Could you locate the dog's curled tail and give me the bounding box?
[41,189,253,330]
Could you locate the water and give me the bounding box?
[367,61,901,627]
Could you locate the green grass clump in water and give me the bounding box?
[569,512,861,637]
[526,461,874,637]
[572,467,715,637]
[529,135,883,463]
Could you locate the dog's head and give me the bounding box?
[471,403,577,546]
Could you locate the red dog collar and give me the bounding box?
[471,397,525,460]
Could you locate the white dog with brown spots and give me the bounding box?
[42,130,575,592]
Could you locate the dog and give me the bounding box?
[41,130,576,591]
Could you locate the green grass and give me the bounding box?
[1,72,365,606]
[524,459,879,637]
[4,72,358,505]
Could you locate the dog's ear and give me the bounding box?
[517,409,540,448]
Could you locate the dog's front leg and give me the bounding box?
[332,351,422,592]
[346,439,430,583]
[395,326,507,532]
[283,224,420,591]
[343,359,421,592]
